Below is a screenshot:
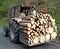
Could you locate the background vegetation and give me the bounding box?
[0,0,60,40]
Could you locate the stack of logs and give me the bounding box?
[19,14,57,46]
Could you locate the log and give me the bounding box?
[37,14,40,18]
[39,34,45,43]
[31,20,35,24]
[51,19,55,23]
[31,24,36,29]
[32,16,36,19]
[27,23,31,28]
[51,32,57,40]
[44,24,48,28]
[31,18,34,21]
[53,26,57,32]
[45,33,50,42]
[19,23,32,28]
[27,41,31,45]
[46,27,53,33]
[36,28,40,32]
[19,23,28,27]
[24,35,31,38]
[33,37,39,44]
[20,26,32,31]
[20,19,31,23]
[19,27,28,30]
[34,32,39,37]
[51,22,55,27]
[26,37,31,40]
[31,33,34,36]
[19,30,31,35]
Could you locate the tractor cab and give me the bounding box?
[9,5,36,18]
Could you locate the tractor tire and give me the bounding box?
[9,29,19,43]
[3,26,9,37]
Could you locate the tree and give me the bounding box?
[0,0,3,6]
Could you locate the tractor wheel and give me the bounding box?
[3,26,9,37]
[9,29,19,43]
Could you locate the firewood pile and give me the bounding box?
[19,14,57,46]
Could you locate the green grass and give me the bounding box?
[56,16,60,35]
[0,0,24,17]
[0,17,9,26]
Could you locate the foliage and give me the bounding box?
[0,0,24,17]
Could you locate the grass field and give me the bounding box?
[0,17,9,26]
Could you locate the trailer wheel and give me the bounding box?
[3,26,9,37]
[10,29,19,43]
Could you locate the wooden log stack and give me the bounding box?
[19,14,57,46]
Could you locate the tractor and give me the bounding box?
[3,5,57,46]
